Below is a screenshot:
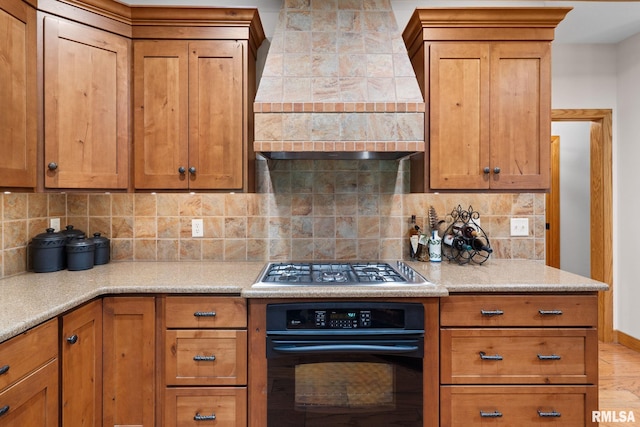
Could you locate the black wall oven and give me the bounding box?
[265,302,424,427]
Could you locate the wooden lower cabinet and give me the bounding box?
[61,300,102,427]
[0,319,58,427]
[103,297,155,427]
[163,296,247,426]
[441,385,596,426]
[440,293,599,426]
[165,387,247,427]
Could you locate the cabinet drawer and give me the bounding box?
[0,319,58,392]
[440,294,597,327]
[441,385,596,427]
[165,297,246,328]
[441,328,597,384]
[164,387,246,427]
[0,360,59,426]
[165,330,247,386]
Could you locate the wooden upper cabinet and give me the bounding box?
[429,41,551,190]
[43,16,130,189]
[0,0,36,188]
[134,40,245,190]
[403,7,569,191]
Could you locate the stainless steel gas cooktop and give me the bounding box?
[253,261,431,287]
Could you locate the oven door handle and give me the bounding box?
[271,343,419,354]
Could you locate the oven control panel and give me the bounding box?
[266,302,425,332]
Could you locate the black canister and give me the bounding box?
[91,232,110,265]
[30,228,66,273]
[66,237,95,271]
[61,225,85,243]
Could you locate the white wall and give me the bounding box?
[614,33,640,339]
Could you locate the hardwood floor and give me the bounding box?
[599,341,640,426]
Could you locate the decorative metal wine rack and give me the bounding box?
[442,205,492,265]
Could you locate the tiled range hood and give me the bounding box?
[254,0,425,160]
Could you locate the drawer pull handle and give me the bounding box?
[66,334,78,344]
[539,310,563,315]
[537,354,562,360]
[479,351,503,361]
[0,365,9,375]
[193,355,216,362]
[194,311,216,317]
[0,405,9,417]
[538,410,562,417]
[480,310,504,316]
[194,412,216,421]
[480,410,503,418]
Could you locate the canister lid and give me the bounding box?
[31,228,66,248]
[66,236,95,253]
[61,225,86,241]
[91,232,110,248]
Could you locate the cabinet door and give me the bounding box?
[61,299,103,427]
[0,361,58,427]
[103,297,155,427]
[0,0,36,188]
[44,16,129,189]
[489,42,551,189]
[188,41,244,190]
[429,43,490,189]
[133,40,189,189]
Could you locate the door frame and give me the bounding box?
[551,109,613,342]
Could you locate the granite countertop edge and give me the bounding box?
[0,260,608,343]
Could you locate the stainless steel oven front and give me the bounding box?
[265,302,424,427]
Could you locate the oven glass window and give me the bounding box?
[295,362,394,410]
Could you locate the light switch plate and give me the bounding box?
[50,218,61,232]
[192,219,204,237]
[510,218,529,236]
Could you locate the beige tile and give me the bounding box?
[134,239,156,261]
[3,220,27,249]
[357,238,380,260]
[89,217,111,237]
[48,193,67,217]
[65,218,88,235]
[89,194,111,216]
[112,193,134,216]
[202,239,224,261]
[335,194,357,216]
[313,194,335,216]
[179,193,202,216]
[157,217,180,239]
[247,216,268,239]
[292,194,313,216]
[336,216,356,238]
[224,239,247,261]
[314,238,336,260]
[269,217,292,239]
[3,193,27,220]
[28,219,48,239]
[202,194,225,216]
[292,216,313,238]
[269,238,292,260]
[379,238,401,260]
[335,238,357,259]
[135,194,157,216]
[157,194,180,216]
[314,217,335,238]
[358,216,379,238]
[247,239,268,261]
[112,217,134,239]
[204,217,224,238]
[511,238,534,259]
[157,240,179,261]
[225,217,247,239]
[225,194,248,216]
[247,194,269,216]
[110,239,133,261]
[180,239,202,261]
[512,193,534,215]
[4,247,26,277]
[28,194,48,218]
[291,239,314,260]
[67,194,88,216]
[134,217,157,238]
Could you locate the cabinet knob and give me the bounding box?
[0,365,9,375]
[483,167,490,174]
[48,162,58,171]
[0,405,9,417]
[178,166,186,174]
[66,334,78,344]
[188,166,196,175]
[493,167,501,174]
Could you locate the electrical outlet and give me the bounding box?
[192,219,204,237]
[510,218,529,236]
[49,218,61,232]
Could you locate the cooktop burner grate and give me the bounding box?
[258,262,418,285]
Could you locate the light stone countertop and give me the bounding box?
[0,260,607,343]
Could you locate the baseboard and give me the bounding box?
[614,330,640,353]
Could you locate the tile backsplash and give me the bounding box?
[0,160,545,278]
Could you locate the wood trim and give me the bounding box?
[614,330,640,354]
[546,135,560,268]
[551,109,613,342]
